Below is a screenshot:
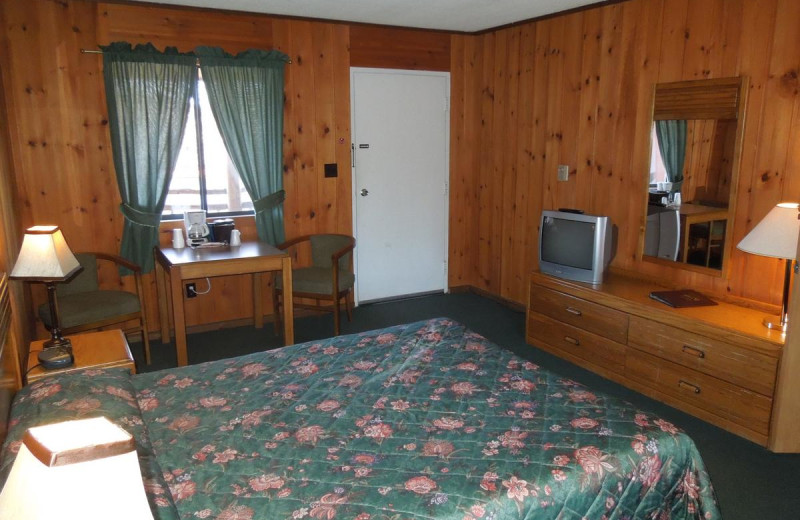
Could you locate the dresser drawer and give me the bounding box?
[625,349,773,435]
[628,316,778,397]
[527,312,626,373]
[529,286,628,344]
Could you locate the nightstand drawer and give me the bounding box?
[529,286,628,344]
[527,312,626,373]
[628,316,777,397]
[625,348,772,435]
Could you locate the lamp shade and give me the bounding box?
[737,202,800,260]
[10,226,81,281]
[0,417,154,520]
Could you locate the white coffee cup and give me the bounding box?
[172,228,185,249]
[230,229,241,246]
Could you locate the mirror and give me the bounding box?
[641,77,748,274]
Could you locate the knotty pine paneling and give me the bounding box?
[0,0,444,339]
[449,0,800,308]
[0,54,27,376]
[350,25,450,71]
[4,0,799,340]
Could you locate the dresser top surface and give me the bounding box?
[530,270,785,352]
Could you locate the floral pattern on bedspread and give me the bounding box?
[0,367,180,520]
[132,318,720,520]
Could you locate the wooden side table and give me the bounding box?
[26,329,136,384]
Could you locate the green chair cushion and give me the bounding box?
[38,290,141,330]
[275,267,355,295]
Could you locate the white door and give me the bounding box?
[351,68,449,303]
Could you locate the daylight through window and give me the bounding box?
[163,71,253,218]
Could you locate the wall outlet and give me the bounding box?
[186,283,197,298]
[557,164,570,182]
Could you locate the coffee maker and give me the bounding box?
[184,210,210,247]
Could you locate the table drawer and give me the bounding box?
[625,348,773,435]
[527,312,626,373]
[529,286,628,344]
[628,316,778,397]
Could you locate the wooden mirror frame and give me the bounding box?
[639,76,749,276]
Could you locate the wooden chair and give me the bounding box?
[273,234,355,336]
[37,252,151,364]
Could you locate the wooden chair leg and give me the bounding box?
[140,313,151,365]
[333,294,341,336]
[344,291,353,322]
[273,286,282,336]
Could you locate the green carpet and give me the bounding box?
[130,291,800,520]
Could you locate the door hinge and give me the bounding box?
[444,181,449,195]
[351,143,355,168]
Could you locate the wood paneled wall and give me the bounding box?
[449,0,800,307]
[0,0,450,336]
[0,56,26,376]
[3,0,798,343]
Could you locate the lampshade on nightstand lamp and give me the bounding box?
[737,202,800,332]
[10,226,82,368]
[0,417,154,520]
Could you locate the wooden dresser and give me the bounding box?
[526,270,785,446]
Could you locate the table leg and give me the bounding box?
[281,257,294,345]
[169,268,189,366]
[253,273,263,329]
[155,258,170,342]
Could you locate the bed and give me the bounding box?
[0,316,720,519]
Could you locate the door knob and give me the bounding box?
[360,188,369,196]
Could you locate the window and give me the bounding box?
[163,71,253,218]
[649,124,668,185]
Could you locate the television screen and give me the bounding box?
[541,216,596,270]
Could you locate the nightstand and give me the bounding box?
[26,329,136,384]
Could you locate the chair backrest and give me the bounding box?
[58,253,99,296]
[310,235,354,271]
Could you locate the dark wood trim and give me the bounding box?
[471,0,632,34]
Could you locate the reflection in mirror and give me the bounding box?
[642,77,747,274]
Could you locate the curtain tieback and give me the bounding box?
[253,190,286,214]
[120,203,161,228]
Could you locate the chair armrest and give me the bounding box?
[331,238,356,263]
[276,235,312,251]
[86,252,142,273]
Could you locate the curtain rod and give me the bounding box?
[80,48,292,64]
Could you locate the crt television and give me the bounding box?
[539,210,614,285]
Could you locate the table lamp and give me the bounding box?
[0,417,154,520]
[736,202,800,332]
[10,225,82,368]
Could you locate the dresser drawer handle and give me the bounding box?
[563,335,580,346]
[681,345,706,359]
[678,380,701,394]
[565,307,583,316]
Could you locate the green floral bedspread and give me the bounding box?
[2,318,721,519]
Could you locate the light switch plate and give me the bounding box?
[557,164,570,182]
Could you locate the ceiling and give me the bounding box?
[127,0,610,32]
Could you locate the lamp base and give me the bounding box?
[43,335,72,350]
[762,315,788,333]
[38,346,74,370]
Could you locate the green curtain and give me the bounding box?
[102,42,196,273]
[195,47,290,245]
[655,119,687,195]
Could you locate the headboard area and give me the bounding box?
[0,272,21,444]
